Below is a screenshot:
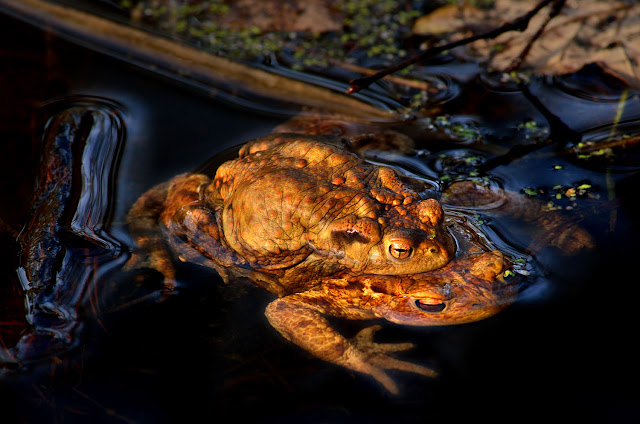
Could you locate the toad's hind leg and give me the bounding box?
[125,181,178,287]
[265,295,436,394]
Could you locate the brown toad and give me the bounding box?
[126,133,589,393]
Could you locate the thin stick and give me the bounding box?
[330,59,432,90]
[503,0,567,73]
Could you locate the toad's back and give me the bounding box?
[208,134,455,276]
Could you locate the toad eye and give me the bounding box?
[389,243,413,260]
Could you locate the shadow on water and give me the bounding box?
[1,6,640,424]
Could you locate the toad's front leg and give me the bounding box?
[265,293,435,394]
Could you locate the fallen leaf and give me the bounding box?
[412,4,483,35]
[221,0,344,33]
[458,0,640,84]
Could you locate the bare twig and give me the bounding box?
[503,0,567,73]
[329,59,432,90]
[347,0,566,94]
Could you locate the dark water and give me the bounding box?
[2,8,640,424]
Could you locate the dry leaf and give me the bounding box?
[226,0,344,33]
[421,0,640,85]
[412,4,483,35]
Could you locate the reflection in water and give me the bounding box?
[8,99,127,366]
[528,64,640,166]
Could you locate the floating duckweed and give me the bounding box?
[507,71,530,84]
[517,120,549,142]
[175,19,187,33]
[426,115,484,143]
[518,183,597,216]
[542,201,561,211]
[121,0,423,68]
[409,91,429,109]
[189,27,205,38]
[209,3,230,15]
[577,148,612,160]
[518,120,539,130]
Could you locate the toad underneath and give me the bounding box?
[126,132,593,393]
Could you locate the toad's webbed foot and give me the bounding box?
[346,325,436,394]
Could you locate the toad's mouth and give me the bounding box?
[414,299,447,313]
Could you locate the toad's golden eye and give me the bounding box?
[389,243,413,260]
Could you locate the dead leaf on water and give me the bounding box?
[412,4,484,36]
[414,0,640,86]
